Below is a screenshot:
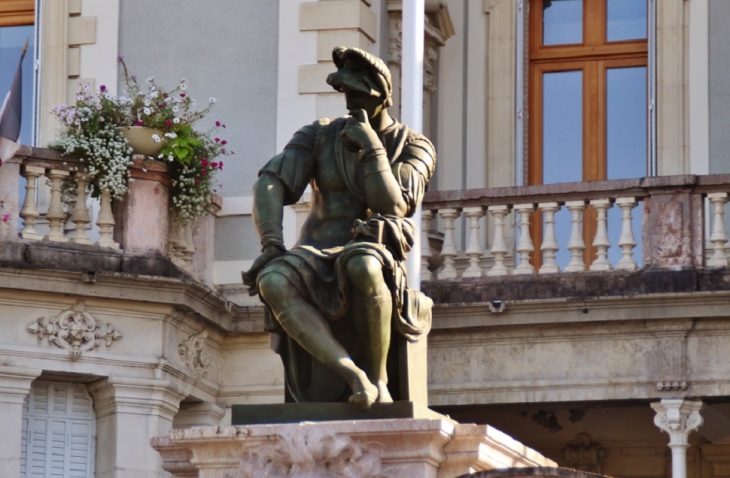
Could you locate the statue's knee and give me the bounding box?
[258,272,294,304]
[346,255,383,293]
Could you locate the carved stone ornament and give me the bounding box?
[238,427,384,478]
[651,399,704,447]
[27,300,122,361]
[178,330,212,378]
[564,433,605,473]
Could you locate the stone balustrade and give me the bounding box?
[0,147,219,285]
[421,175,730,280]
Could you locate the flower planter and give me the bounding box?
[118,126,166,156]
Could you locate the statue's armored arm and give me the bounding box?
[361,148,409,216]
[252,173,286,251]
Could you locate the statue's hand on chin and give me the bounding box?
[341,109,381,156]
[242,245,286,295]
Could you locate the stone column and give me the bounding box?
[88,377,184,478]
[0,366,42,477]
[651,399,703,478]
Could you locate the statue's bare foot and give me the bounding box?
[348,373,378,410]
[375,382,392,403]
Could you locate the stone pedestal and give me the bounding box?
[152,418,555,478]
[113,156,171,254]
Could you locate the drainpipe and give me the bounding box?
[402,0,425,290]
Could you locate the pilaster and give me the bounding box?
[88,376,185,478]
[0,366,42,478]
[651,398,703,478]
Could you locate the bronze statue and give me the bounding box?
[242,46,436,410]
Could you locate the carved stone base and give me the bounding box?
[152,418,556,478]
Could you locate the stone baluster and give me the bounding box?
[487,206,510,276]
[707,192,729,268]
[44,169,70,242]
[438,208,460,279]
[565,200,586,272]
[69,172,92,245]
[96,189,119,249]
[513,204,535,275]
[616,197,638,271]
[590,198,613,271]
[462,207,485,278]
[538,202,560,274]
[19,165,45,240]
[421,209,434,281]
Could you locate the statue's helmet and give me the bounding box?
[326,46,393,108]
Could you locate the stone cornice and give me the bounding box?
[0,266,265,334]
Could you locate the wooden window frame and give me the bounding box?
[528,0,648,186]
[527,0,648,266]
[0,0,34,27]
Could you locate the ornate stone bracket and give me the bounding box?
[27,299,122,361]
[178,330,212,378]
[564,433,604,474]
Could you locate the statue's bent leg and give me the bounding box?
[258,271,378,409]
[345,254,393,403]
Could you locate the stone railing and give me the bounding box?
[421,175,730,280]
[0,147,220,285]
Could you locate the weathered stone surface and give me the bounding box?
[422,269,730,305]
[642,191,704,269]
[460,468,610,478]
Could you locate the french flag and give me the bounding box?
[0,39,27,166]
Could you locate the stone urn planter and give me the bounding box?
[118,126,166,157]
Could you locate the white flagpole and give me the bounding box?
[402,0,425,290]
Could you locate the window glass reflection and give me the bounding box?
[543,0,583,45]
[607,66,647,180]
[0,25,35,146]
[543,70,583,185]
[607,0,647,42]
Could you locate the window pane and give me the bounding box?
[0,25,35,146]
[543,70,583,184]
[607,66,647,179]
[543,0,583,45]
[607,0,647,42]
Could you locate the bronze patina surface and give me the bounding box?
[242,46,436,410]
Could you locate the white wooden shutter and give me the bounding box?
[20,381,95,478]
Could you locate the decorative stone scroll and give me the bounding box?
[178,330,212,378]
[27,300,122,361]
[238,427,384,478]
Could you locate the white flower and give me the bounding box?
[180,83,187,91]
[144,99,151,107]
[146,77,154,83]
[76,94,84,101]
[144,107,151,115]
[172,106,179,113]
[82,83,90,90]
[150,90,159,98]
[96,104,102,110]
[152,134,161,143]
[173,117,180,124]
[209,97,216,103]
[164,132,177,139]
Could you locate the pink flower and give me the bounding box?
[135,120,144,126]
[165,120,172,127]
[218,161,224,170]
[201,158,208,167]
[211,161,218,169]
[221,149,226,154]
[100,85,107,92]
[201,170,208,176]
[220,140,227,145]
[215,121,221,127]
[117,55,124,62]
[1,213,10,223]
[180,93,186,98]
[214,138,220,143]
[195,178,201,185]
